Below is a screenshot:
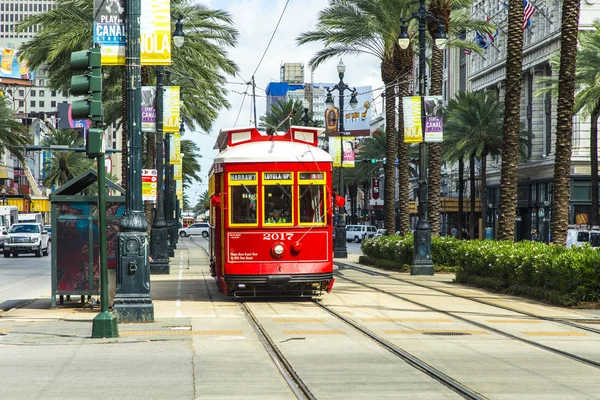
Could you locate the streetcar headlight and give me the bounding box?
[273,244,284,255]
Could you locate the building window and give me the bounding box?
[18,89,24,97]
[30,100,36,107]
[51,90,56,97]
[39,101,45,108]
[39,90,45,97]
[51,101,56,108]
[18,100,24,108]
[31,90,36,97]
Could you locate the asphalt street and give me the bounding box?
[0,245,51,311]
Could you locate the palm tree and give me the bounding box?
[42,129,93,188]
[0,98,28,161]
[550,0,582,245]
[258,99,319,132]
[496,0,526,241]
[17,0,238,185]
[181,139,202,190]
[193,190,210,214]
[297,0,414,237]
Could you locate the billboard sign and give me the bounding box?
[0,48,34,84]
[141,86,180,133]
[329,136,355,168]
[423,96,443,143]
[324,86,372,137]
[403,96,423,143]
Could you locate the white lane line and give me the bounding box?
[176,247,184,317]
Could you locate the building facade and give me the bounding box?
[468,0,600,242]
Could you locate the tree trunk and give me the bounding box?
[458,158,464,239]
[427,47,444,237]
[469,155,476,239]
[480,152,488,233]
[121,67,128,189]
[591,107,599,227]
[395,45,413,236]
[381,56,397,236]
[551,0,581,245]
[497,0,525,241]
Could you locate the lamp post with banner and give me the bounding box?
[325,60,358,259]
[398,1,447,275]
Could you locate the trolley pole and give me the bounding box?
[113,0,154,322]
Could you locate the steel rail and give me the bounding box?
[336,262,600,335]
[333,267,600,370]
[237,301,316,400]
[313,299,486,400]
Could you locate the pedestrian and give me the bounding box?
[450,227,458,238]
[462,228,470,240]
[530,229,538,241]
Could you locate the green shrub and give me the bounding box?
[360,235,600,305]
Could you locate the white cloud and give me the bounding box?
[185,0,382,206]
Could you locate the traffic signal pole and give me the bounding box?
[69,46,118,338]
[113,0,154,323]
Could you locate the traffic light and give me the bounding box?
[365,211,369,221]
[70,47,102,122]
[86,128,105,158]
[370,158,377,164]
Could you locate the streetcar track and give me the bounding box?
[312,299,486,400]
[238,301,316,400]
[336,262,600,335]
[333,267,600,370]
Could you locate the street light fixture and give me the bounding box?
[326,59,357,259]
[398,0,447,276]
[301,99,313,127]
[173,16,185,48]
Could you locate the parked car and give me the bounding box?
[3,223,50,257]
[44,226,52,243]
[0,226,7,248]
[566,228,600,248]
[345,225,377,243]
[178,222,210,238]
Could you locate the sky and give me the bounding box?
[184,0,384,208]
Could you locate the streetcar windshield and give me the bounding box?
[263,172,293,226]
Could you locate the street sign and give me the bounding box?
[142,169,157,202]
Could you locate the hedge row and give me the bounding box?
[361,235,600,305]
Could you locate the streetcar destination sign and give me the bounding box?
[264,173,292,181]
[230,173,256,181]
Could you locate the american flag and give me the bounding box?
[523,0,535,30]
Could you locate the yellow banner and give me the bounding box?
[403,96,423,143]
[170,133,181,165]
[96,0,171,65]
[329,136,355,168]
[164,86,180,133]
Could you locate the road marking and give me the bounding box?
[384,329,489,335]
[486,319,543,324]
[361,317,453,323]
[283,330,345,335]
[176,249,183,318]
[120,330,244,336]
[273,318,327,323]
[521,331,588,337]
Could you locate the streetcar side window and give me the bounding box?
[299,184,325,223]
[230,186,257,224]
[228,172,258,226]
[297,172,327,226]
[263,172,294,226]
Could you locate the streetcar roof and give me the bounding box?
[213,139,333,164]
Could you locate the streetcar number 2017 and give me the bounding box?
[263,233,293,241]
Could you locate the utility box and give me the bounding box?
[49,169,125,309]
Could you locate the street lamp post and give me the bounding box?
[113,0,154,322]
[149,67,169,274]
[166,19,185,258]
[301,99,312,126]
[398,0,447,276]
[326,61,358,259]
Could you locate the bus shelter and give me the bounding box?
[49,169,125,309]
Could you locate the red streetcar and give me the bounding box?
[208,126,335,297]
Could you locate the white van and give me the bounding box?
[566,228,600,248]
[345,225,377,243]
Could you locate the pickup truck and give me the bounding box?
[3,223,50,257]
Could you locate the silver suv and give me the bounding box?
[4,223,50,257]
[178,222,210,238]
